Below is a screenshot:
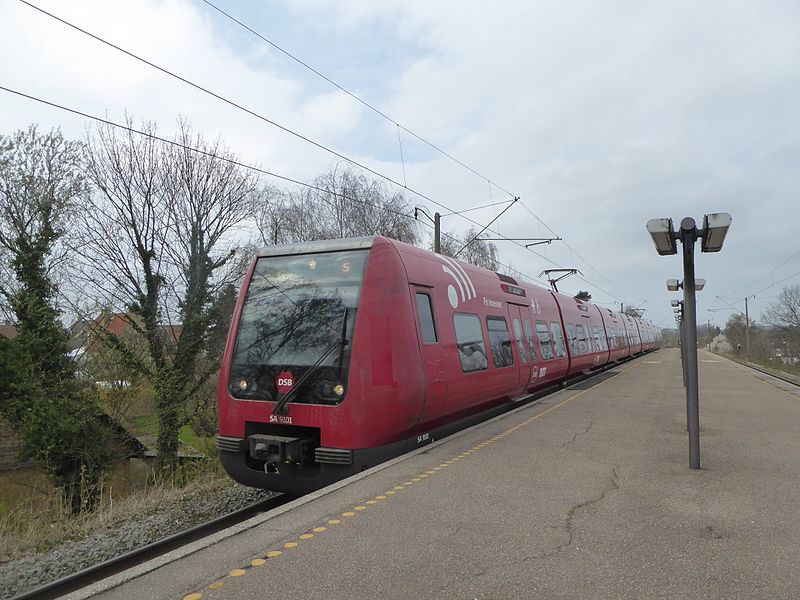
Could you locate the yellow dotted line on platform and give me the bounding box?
[180,499,395,599]
[181,358,645,599]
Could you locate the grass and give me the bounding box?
[129,414,158,437]
[128,415,213,455]
[0,473,102,562]
[1,387,224,562]
[0,458,231,563]
[178,425,203,451]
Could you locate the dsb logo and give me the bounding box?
[276,371,294,394]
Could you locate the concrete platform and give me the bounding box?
[78,349,800,600]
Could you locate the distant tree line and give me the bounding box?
[712,285,800,370]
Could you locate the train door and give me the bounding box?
[509,303,534,397]
[410,286,448,421]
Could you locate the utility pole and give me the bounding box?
[744,296,750,361]
[415,207,442,253]
[434,212,441,254]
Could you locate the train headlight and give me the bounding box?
[333,384,345,396]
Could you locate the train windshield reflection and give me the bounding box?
[229,250,368,404]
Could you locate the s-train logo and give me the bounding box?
[438,255,476,309]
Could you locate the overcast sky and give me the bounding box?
[2,0,799,330]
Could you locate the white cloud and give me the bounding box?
[2,0,800,327]
[0,0,363,179]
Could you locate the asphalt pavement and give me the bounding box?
[75,348,800,600]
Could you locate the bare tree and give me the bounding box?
[438,228,499,271]
[0,125,84,323]
[763,285,800,358]
[763,285,800,331]
[724,313,750,353]
[254,164,419,245]
[75,119,259,473]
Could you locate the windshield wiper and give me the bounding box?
[272,308,348,415]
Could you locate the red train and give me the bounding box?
[218,236,661,495]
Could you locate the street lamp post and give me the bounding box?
[646,213,732,470]
[672,301,685,386]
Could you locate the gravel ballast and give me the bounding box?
[0,482,273,599]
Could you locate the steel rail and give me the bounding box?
[723,356,800,388]
[11,493,291,600]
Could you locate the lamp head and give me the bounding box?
[701,213,732,253]
[646,218,678,256]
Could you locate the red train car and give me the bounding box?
[217,237,661,495]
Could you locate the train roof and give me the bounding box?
[256,237,376,257]
[253,236,651,330]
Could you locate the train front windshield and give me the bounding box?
[228,249,369,405]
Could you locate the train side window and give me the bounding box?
[487,316,514,368]
[535,321,554,360]
[453,313,488,372]
[575,324,588,354]
[593,325,605,351]
[512,318,527,365]
[523,319,537,362]
[550,322,568,358]
[415,292,438,343]
[566,324,579,355]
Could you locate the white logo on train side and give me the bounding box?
[438,256,476,309]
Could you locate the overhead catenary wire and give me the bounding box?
[16,1,638,306]
[19,0,532,250]
[198,0,639,304]
[0,86,420,224]
[18,0,458,217]
[2,85,598,301]
[750,269,800,298]
[440,199,514,217]
[722,248,800,300]
[517,199,646,304]
[199,0,518,200]
[0,84,529,286]
[453,198,518,259]
[0,85,529,283]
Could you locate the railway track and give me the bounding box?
[11,493,292,600]
[728,357,800,388]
